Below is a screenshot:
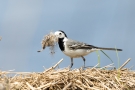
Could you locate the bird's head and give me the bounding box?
[55,30,67,39]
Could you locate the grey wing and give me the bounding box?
[66,39,123,51]
[66,39,97,50]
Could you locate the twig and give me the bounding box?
[26,82,35,90]
[63,82,72,90]
[43,58,63,73]
[91,63,99,69]
[75,80,99,90]
[129,65,134,70]
[119,58,131,70]
[36,81,58,89]
[115,76,121,86]
[37,49,43,52]
[1,71,33,75]
[101,83,111,90]
[100,63,114,69]
[75,83,85,90]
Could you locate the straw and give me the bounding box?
[0,58,135,90]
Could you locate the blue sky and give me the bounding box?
[0,0,135,72]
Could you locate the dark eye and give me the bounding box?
[59,33,62,35]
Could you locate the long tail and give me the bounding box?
[96,47,122,51]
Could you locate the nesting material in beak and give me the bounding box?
[37,31,58,55]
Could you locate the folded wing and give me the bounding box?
[66,39,122,51]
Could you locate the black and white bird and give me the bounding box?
[55,30,122,68]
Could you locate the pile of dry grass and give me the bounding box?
[0,59,135,90]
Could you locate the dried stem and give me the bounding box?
[43,58,63,73]
[26,82,35,90]
[63,82,72,90]
[119,58,131,70]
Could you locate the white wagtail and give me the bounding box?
[55,30,122,68]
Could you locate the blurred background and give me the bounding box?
[0,0,135,72]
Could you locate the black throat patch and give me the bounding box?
[58,38,65,51]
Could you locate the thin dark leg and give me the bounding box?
[70,58,73,68]
[81,56,85,67]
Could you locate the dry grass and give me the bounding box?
[37,31,58,54]
[0,59,135,90]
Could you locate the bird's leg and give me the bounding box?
[70,58,73,68]
[81,56,86,68]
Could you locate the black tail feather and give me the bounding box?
[96,47,122,51]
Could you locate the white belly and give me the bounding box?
[63,47,98,58]
[63,39,100,58]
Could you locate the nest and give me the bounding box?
[0,59,135,90]
[38,31,58,54]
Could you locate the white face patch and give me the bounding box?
[54,31,66,39]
